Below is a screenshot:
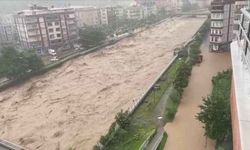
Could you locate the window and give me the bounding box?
[55,21,59,26]
[50,34,55,39]
[49,29,53,33]
[56,28,60,31]
[57,34,61,37]
[47,22,52,26]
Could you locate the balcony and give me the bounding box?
[230,8,250,150]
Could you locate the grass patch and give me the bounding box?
[157,132,168,150]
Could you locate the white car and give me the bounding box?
[48,49,57,56]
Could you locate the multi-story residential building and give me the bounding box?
[71,6,100,28]
[126,6,144,20]
[99,8,109,25]
[0,15,16,46]
[99,7,118,26]
[14,5,78,53]
[135,0,157,17]
[230,6,250,150]
[210,0,234,51]
[114,6,126,19]
[233,0,248,35]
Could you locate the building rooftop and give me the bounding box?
[16,5,74,16]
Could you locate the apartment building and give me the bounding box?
[230,7,250,150]
[71,6,100,28]
[233,0,248,35]
[0,15,16,46]
[114,6,126,19]
[14,5,78,53]
[126,6,144,20]
[135,0,157,17]
[99,8,109,25]
[210,0,234,51]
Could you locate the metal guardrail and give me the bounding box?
[0,139,26,150]
[128,55,178,115]
[151,131,164,150]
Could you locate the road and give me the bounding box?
[164,35,232,150]
[0,16,206,150]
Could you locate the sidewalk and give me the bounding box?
[164,36,232,150]
[145,87,173,150]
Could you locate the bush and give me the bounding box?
[115,110,131,130]
[0,47,44,79]
[197,70,232,143]
[170,89,181,104]
[79,27,106,48]
[166,103,178,121]
[173,61,192,93]
[217,146,224,150]
[99,122,116,146]
[93,145,101,150]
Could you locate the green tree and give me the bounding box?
[173,61,192,93]
[115,110,131,130]
[22,49,44,72]
[79,27,106,48]
[197,70,232,143]
[0,47,44,79]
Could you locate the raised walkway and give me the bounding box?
[164,36,232,150]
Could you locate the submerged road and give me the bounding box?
[164,35,231,150]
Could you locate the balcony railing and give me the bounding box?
[237,8,250,71]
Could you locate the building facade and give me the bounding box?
[210,0,247,51]
[14,5,78,53]
[126,6,144,20]
[72,6,100,28]
[135,0,157,17]
[233,0,248,35]
[210,0,235,51]
[230,7,250,150]
[0,15,16,46]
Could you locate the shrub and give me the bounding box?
[173,61,192,93]
[0,47,44,79]
[217,146,224,150]
[166,103,178,121]
[197,70,232,143]
[170,89,181,104]
[115,110,131,130]
[99,122,116,146]
[93,145,101,150]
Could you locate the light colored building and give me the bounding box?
[71,6,100,28]
[114,6,126,19]
[126,6,144,20]
[100,8,109,25]
[210,0,234,51]
[155,0,182,12]
[233,0,248,35]
[135,0,157,17]
[230,6,250,150]
[0,15,16,46]
[14,5,78,53]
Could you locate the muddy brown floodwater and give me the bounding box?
[0,16,206,150]
[164,36,232,150]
